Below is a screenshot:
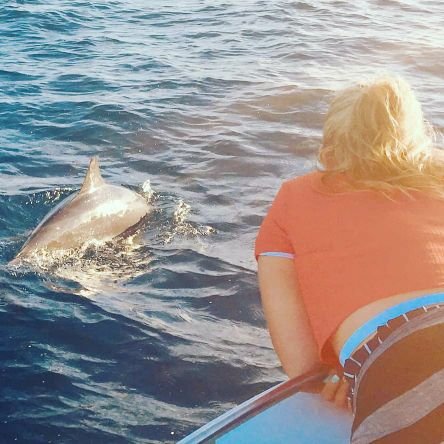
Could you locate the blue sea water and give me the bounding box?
[0,1,443,443]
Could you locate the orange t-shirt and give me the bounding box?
[255,171,444,364]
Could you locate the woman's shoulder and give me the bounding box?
[282,170,323,194]
[284,170,320,186]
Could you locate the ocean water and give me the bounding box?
[1,1,443,442]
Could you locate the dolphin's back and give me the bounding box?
[19,193,77,251]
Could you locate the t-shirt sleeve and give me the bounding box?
[255,183,294,260]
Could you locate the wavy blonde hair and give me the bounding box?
[318,75,444,196]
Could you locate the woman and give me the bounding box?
[255,76,444,443]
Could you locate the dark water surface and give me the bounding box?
[1,1,443,442]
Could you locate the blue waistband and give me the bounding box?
[339,292,444,366]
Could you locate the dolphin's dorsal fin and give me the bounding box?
[80,156,105,194]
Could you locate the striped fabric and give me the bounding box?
[352,370,444,443]
[343,305,444,443]
[339,293,444,365]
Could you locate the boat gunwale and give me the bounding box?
[178,366,329,443]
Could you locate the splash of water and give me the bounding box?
[161,199,215,244]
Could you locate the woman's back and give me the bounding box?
[256,170,444,364]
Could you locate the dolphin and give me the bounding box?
[11,156,150,264]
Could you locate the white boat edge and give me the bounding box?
[177,368,331,444]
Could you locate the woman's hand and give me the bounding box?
[321,368,350,410]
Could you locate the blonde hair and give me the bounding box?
[319,75,444,196]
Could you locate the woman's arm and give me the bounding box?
[258,255,320,378]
